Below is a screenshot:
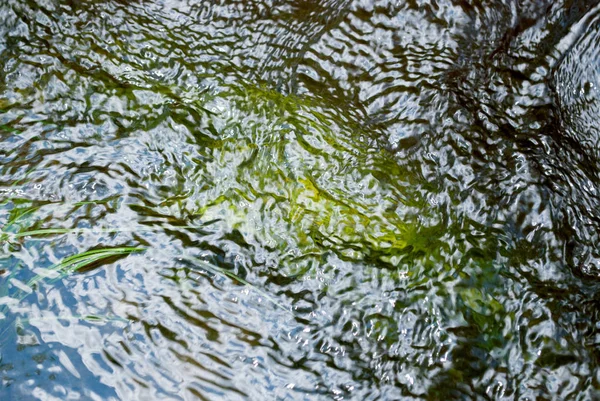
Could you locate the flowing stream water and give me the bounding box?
[1,0,600,399]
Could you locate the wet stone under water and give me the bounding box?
[1,0,600,399]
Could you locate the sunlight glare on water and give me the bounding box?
[1,0,600,399]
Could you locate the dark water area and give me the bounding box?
[1,0,600,399]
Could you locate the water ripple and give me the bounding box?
[2,0,600,399]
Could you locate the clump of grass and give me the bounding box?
[0,197,122,241]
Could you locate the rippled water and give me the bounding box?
[2,0,600,399]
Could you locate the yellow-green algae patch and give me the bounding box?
[182,83,420,276]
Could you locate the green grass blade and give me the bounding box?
[182,256,293,316]
[26,247,145,288]
[8,225,207,239]
[21,314,129,324]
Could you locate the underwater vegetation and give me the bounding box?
[2,0,600,399]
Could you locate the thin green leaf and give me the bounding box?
[27,247,145,288]
[183,256,293,316]
[8,225,205,238]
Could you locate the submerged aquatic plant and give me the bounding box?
[1,78,500,350]
[0,108,23,135]
[0,244,143,339]
[0,198,293,312]
[169,82,423,278]
[25,246,145,289]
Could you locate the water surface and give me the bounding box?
[1,0,600,399]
